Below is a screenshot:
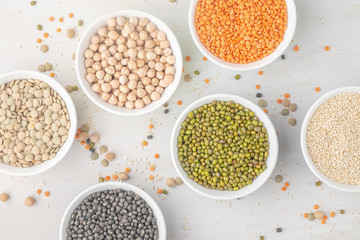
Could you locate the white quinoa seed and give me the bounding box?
[307,92,360,185]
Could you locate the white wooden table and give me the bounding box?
[1,0,360,239]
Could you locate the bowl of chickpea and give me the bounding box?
[76,10,183,116]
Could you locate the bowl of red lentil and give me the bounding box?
[189,0,296,70]
[301,87,360,192]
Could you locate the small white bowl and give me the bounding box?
[301,87,360,192]
[170,94,279,200]
[76,10,183,116]
[59,182,166,240]
[0,70,77,176]
[188,0,297,71]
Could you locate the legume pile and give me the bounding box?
[177,100,269,190]
[84,16,176,109]
[0,79,70,167]
[194,0,288,64]
[66,189,159,240]
[307,92,360,185]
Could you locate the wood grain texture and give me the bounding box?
[1,0,360,239]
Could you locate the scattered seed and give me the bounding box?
[194,70,200,75]
[204,78,210,84]
[142,140,148,146]
[304,213,309,218]
[314,204,320,210]
[49,17,54,22]
[203,57,207,61]
[281,108,289,116]
[276,99,282,104]
[294,45,300,52]
[256,84,261,89]
[49,72,55,77]
[66,28,75,39]
[72,86,78,91]
[90,133,100,143]
[163,103,168,107]
[308,213,315,221]
[78,20,83,26]
[105,152,116,161]
[330,212,336,217]
[90,148,95,153]
[276,228,282,233]
[101,159,109,167]
[162,189,168,194]
[44,62,53,71]
[184,74,191,82]
[44,191,50,197]
[30,1,36,5]
[40,44,49,53]
[147,135,153,139]
[59,17,64,22]
[166,178,176,187]
[99,145,108,154]
[80,124,89,132]
[281,55,286,60]
[256,93,263,98]
[281,187,287,191]
[25,197,36,206]
[72,53,76,61]
[65,85,73,93]
[289,103,297,112]
[258,99,267,107]
[340,209,345,214]
[125,167,131,173]
[69,13,74,18]
[185,56,191,61]
[154,153,160,159]
[234,74,241,80]
[263,108,268,113]
[164,109,169,114]
[284,93,290,98]
[91,152,99,160]
[260,236,265,240]
[315,181,322,187]
[175,177,183,185]
[315,87,321,92]
[315,211,324,220]
[274,175,283,183]
[118,172,129,181]
[282,99,290,107]
[43,32,49,38]
[258,71,264,75]
[288,118,297,126]
[177,100,183,105]
[0,193,9,202]
[98,177,104,183]
[37,24,42,31]
[324,46,331,51]
[284,182,289,187]
[38,64,46,72]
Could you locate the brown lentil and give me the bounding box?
[289,103,297,112]
[288,118,296,126]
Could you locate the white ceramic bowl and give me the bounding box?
[59,182,166,239]
[170,94,279,200]
[0,70,77,176]
[76,10,183,116]
[301,87,360,192]
[188,0,297,71]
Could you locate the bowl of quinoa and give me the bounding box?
[188,0,297,70]
[301,87,360,192]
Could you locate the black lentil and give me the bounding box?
[85,138,90,144]
[256,93,263,98]
[164,109,169,114]
[276,228,282,233]
[147,135,153,140]
[281,55,285,60]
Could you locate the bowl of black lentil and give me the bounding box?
[170,94,279,200]
[301,87,360,192]
[60,182,166,240]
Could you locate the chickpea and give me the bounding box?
[165,66,175,75]
[117,101,124,107]
[157,31,166,41]
[142,95,151,105]
[142,77,151,85]
[150,91,161,101]
[107,57,117,66]
[127,92,137,102]
[154,38,160,46]
[146,22,157,32]
[150,30,159,39]
[108,45,117,55]
[129,73,139,82]
[129,17,139,26]
[92,83,101,93]
[137,39,144,46]
[85,59,94,68]
[119,76,129,85]
[116,16,126,26]
[136,25,143,32]
[93,53,101,62]
[154,46,163,55]
[0,193,9,202]
[99,36,106,42]
[114,71,121,79]
[116,35,126,44]
[113,89,121,97]
[127,39,137,49]
[145,85,155,94]
[86,73,96,83]
[145,40,155,49]
[89,43,99,52]
[98,27,108,37]
[159,55,167,64]
[98,44,108,53]
[152,78,160,86]
[135,99,144,109]
[156,86,164,94]
[107,26,116,31]
[121,58,130,66]
[154,62,165,72]
[137,82,144,89]
[139,31,148,40]
[92,62,102,71]
[139,17,149,27]
[108,95,118,105]
[159,80,169,88]
[147,69,156,78]
[96,70,105,80]
[110,80,120,89]
[128,60,137,70]
[137,68,147,78]
[138,50,146,59]
[120,67,130,76]
[163,48,172,56]
[146,52,157,61]
[157,71,165,80]
[117,43,127,53]
[24,197,36,207]
[130,31,140,40]
[137,59,145,68]
[160,40,170,49]
[101,50,111,60]
[91,35,100,44]
[107,17,117,27]
[84,49,94,59]
[101,92,111,101]
[118,92,127,102]
[115,63,123,71]
[166,55,176,64]
[101,83,112,93]
[124,22,135,34]
[137,88,147,98]
[125,101,135,109]
[104,37,115,46]
[105,66,115,75]
[101,60,109,68]
[127,49,137,59]
[128,80,137,90]
[148,60,155,69]
[164,74,174,84]
[114,52,123,61]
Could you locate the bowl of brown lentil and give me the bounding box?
[189,0,297,70]
[301,87,360,192]
[170,94,279,199]
[0,70,77,176]
[76,10,182,116]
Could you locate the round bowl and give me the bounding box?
[188,0,297,71]
[59,182,166,240]
[301,86,360,192]
[170,94,279,200]
[76,10,183,116]
[0,70,77,176]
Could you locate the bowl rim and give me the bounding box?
[75,10,183,117]
[300,86,360,192]
[59,182,167,240]
[170,94,279,200]
[188,0,297,71]
[0,70,77,176]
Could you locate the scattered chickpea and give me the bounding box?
[24,196,36,207]
[0,193,9,202]
[66,28,75,39]
[166,178,176,187]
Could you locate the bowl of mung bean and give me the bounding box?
[0,70,77,176]
[60,182,166,240]
[76,10,183,116]
[170,94,279,200]
[189,0,297,71]
[301,87,360,192]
